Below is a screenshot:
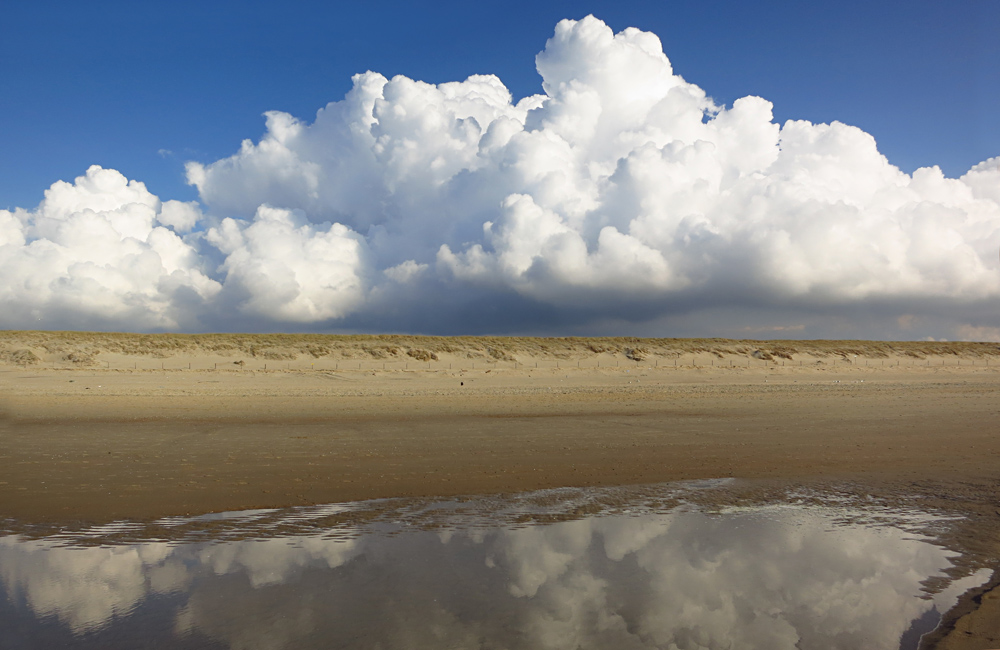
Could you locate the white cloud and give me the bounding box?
[205,205,370,322]
[2,15,998,335]
[0,165,220,330]
[157,200,202,233]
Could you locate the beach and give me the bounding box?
[3,332,1000,521]
[2,332,1000,647]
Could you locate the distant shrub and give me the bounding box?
[407,348,438,362]
[63,352,95,366]
[487,347,515,361]
[260,349,297,360]
[305,345,330,358]
[362,346,399,359]
[3,349,40,365]
[769,348,794,360]
[624,347,647,361]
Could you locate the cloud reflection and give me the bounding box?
[0,502,981,649]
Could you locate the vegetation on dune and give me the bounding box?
[1,330,999,365]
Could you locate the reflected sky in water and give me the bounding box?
[0,483,989,650]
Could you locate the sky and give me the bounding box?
[1,0,998,339]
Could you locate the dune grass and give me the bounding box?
[2,330,999,367]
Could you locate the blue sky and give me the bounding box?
[1,1,998,339]
[2,0,996,211]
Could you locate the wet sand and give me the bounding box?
[3,363,999,521]
[2,358,1000,648]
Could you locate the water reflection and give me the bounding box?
[0,483,989,649]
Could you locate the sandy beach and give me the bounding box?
[2,332,1000,647]
[3,331,1000,521]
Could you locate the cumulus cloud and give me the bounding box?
[204,205,370,322]
[0,166,221,330]
[3,15,998,336]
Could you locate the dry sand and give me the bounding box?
[1,331,999,648]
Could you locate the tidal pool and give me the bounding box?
[0,480,990,649]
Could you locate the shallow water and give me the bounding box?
[0,481,990,650]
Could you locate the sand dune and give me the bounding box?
[3,330,1000,371]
